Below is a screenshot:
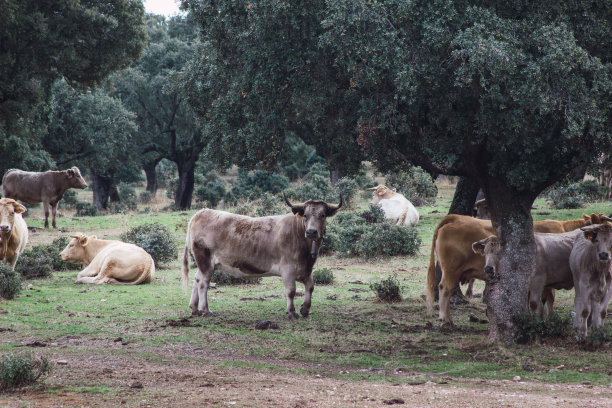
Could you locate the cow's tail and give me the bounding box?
[426,215,452,315]
[181,217,193,294]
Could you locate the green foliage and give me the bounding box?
[60,190,79,209]
[156,159,176,188]
[512,313,574,344]
[230,169,289,201]
[120,223,178,266]
[547,180,608,209]
[369,275,402,303]
[195,181,226,208]
[211,270,262,285]
[312,268,334,285]
[360,204,386,224]
[233,193,287,217]
[139,191,152,204]
[385,167,437,206]
[0,353,52,392]
[75,202,98,217]
[285,163,333,202]
[333,177,358,208]
[118,183,138,211]
[15,237,73,279]
[584,325,612,350]
[355,223,421,258]
[0,264,21,300]
[321,212,368,255]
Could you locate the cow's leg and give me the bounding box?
[76,265,100,282]
[543,288,555,317]
[42,200,50,229]
[465,279,475,299]
[282,274,299,319]
[438,273,458,325]
[50,202,58,229]
[300,274,315,318]
[528,275,546,317]
[573,290,590,340]
[190,241,213,316]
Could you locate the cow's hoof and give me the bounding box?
[287,312,299,320]
[191,309,201,316]
[300,307,310,318]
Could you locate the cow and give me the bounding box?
[2,167,88,229]
[472,231,578,317]
[473,199,490,220]
[182,194,342,318]
[0,198,28,270]
[367,184,419,226]
[569,222,612,339]
[427,213,600,324]
[59,233,155,285]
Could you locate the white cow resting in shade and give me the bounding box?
[368,184,419,226]
[59,233,155,284]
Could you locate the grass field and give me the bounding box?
[1,183,612,407]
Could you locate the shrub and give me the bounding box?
[60,190,79,209]
[229,168,289,201]
[0,353,52,391]
[195,180,226,208]
[118,183,137,206]
[385,166,437,206]
[75,202,97,217]
[370,275,402,303]
[211,270,261,285]
[0,264,21,299]
[14,237,73,279]
[360,204,386,224]
[121,223,178,266]
[512,312,574,344]
[139,191,152,204]
[321,212,368,255]
[355,223,421,258]
[584,325,612,350]
[253,193,287,217]
[546,180,608,209]
[312,268,334,285]
[333,177,358,208]
[285,163,333,202]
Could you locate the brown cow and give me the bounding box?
[570,222,612,339]
[0,198,28,269]
[59,233,155,284]
[427,214,600,324]
[472,231,578,317]
[2,167,87,228]
[182,195,342,318]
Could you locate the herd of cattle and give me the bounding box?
[1,167,611,340]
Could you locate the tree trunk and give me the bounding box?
[434,176,481,301]
[330,168,344,187]
[91,173,114,209]
[143,160,160,196]
[174,159,196,210]
[484,183,536,344]
[109,183,120,203]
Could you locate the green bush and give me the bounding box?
[0,264,21,299]
[211,270,262,285]
[75,201,97,217]
[546,180,608,209]
[584,325,612,350]
[14,237,73,279]
[356,223,421,258]
[195,180,226,208]
[385,166,437,206]
[60,190,79,209]
[312,268,334,285]
[121,223,178,266]
[512,312,574,344]
[0,353,52,391]
[321,212,368,255]
[139,191,152,204]
[360,204,386,224]
[285,163,333,202]
[230,168,289,201]
[333,177,358,208]
[370,275,402,303]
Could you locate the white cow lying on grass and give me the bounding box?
[59,233,155,284]
[368,184,419,226]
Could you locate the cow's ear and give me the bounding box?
[290,207,304,216]
[13,203,26,214]
[79,236,89,247]
[66,169,75,178]
[472,241,486,255]
[582,228,598,242]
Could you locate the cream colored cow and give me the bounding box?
[0,198,28,269]
[59,233,155,284]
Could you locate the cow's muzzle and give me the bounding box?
[484,265,495,278]
[0,225,10,233]
[305,229,319,239]
[598,252,610,262]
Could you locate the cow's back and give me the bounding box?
[534,231,577,289]
[2,170,48,203]
[94,242,155,283]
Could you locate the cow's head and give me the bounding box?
[473,199,490,220]
[472,235,500,278]
[66,166,88,189]
[367,184,396,204]
[284,193,342,243]
[0,198,26,234]
[59,233,94,263]
[580,222,612,263]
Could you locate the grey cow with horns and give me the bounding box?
[182,194,342,318]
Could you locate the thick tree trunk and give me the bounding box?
[174,159,196,210]
[330,168,344,187]
[109,183,120,203]
[484,183,536,344]
[143,160,161,196]
[434,176,481,301]
[91,173,114,209]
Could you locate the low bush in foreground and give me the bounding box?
[584,325,612,350]
[0,353,52,392]
[15,237,73,279]
[370,275,402,303]
[0,264,21,300]
[75,202,97,217]
[512,312,574,344]
[356,223,421,258]
[312,268,334,285]
[121,223,178,266]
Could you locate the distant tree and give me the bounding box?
[43,82,138,209]
[0,0,147,175]
[111,15,202,208]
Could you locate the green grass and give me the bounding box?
[2,185,612,392]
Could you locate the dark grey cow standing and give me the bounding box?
[2,167,87,228]
[569,223,612,339]
[182,195,342,318]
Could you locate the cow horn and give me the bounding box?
[283,193,305,212]
[367,186,377,191]
[327,194,343,211]
[602,215,612,222]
